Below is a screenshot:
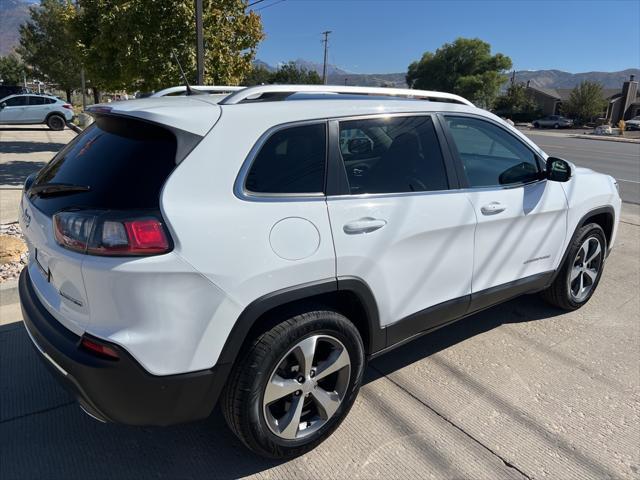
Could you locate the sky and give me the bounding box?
[251,0,640,74]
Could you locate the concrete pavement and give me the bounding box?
[0,125,76,224]
[0,205,638,479]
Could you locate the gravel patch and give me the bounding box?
[0,223,27,283]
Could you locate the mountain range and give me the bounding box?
[260,59,639,90]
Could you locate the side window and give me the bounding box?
[338,116,449,194]
[445,116,540,187]
[45,98,57,104]
[245,123,326,194]
[28,96,46,105]
[5,96,28,107]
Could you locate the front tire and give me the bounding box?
[47,114,65,131]
[541,223,606,310]
[221,309,365,459]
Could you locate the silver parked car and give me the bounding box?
[532,115,574,129]
[0,94,74,130]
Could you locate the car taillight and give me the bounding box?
[53,210,171,256]
[80,335,120,360]
[62,104,73,109]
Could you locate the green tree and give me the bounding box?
[494,82,540,121]
[270,62,322,84]
[243,65,273,85]
[76,0,264,93]
[406,38,512,108]
[17,0,82,102]
[562,81,606,124]
[0,54,27,85]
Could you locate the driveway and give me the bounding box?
[0,125,75,224]
[1,206,638,479]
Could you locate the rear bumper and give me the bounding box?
[19,268,230,426]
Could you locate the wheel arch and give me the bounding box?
[217,277,384,369]
[579,206,614,248]
[550,205,615,285]
[45,111,65,121]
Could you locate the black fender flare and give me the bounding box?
[216,277,384,369]
[549,205,615,285]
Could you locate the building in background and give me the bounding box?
[605,75,640,124]
[525,75,639,123]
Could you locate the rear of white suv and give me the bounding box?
[19,87,621,459]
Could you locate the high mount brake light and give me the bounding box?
[53,211,171,256]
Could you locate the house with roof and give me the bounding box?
[525,75,639,123]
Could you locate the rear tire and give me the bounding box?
[541,223,606,310]
[553,123,560,129]
[47,114,65,131]
[221,309,365,459]
[533,122,540,128]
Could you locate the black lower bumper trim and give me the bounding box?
[19,268,229,426]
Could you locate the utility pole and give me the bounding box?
[75,2,86,109]
[195,0,204,85]
[321,30,331,85]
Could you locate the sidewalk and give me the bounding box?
[0,125,76,223]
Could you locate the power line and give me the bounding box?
[247,0,266,6]
[253,0,286,11]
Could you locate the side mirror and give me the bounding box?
[546,157,572,182]
[0,102,6,109]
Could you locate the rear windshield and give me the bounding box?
[30,116,177,216]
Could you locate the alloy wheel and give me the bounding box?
[262,334,351,440]
[568,236,602,302]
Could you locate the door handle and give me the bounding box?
[343,217,387,235]
[480,202,506,215]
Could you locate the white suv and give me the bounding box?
[0,94,74,130]
[19,85,621,458]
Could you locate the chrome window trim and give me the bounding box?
[234,110,542,202]
[325,179,548,201]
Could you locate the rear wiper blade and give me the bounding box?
[29,182,91,197]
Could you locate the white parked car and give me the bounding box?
[0,94,74,130]
[19,85,621,458]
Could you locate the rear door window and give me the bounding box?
[337,115,449,194]
[28,96,46,105]
[245,123,327,194]
[30,116,177,216]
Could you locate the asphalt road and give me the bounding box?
[522,131,640,204]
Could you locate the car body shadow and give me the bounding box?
[368,293,564,378]
[0,294,563,479]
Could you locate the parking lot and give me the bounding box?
[1,125,639,479]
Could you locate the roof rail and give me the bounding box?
[219,85,474,106]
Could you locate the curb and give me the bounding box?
[0,278,19,307]
[569,135,640,144]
